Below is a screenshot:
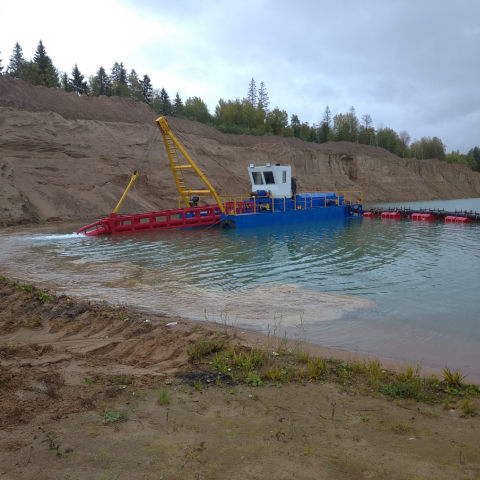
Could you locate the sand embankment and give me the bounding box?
[1,74,480,227]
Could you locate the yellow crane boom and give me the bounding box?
[155,116,225,213]
[111,116,225,215]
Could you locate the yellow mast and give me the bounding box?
[155,116,225,213]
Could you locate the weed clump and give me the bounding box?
[187,337,228,362]
[461,398,477,417]
[442,367,467,388]
[307,357,326,381]
[391,421,412,434]
[102,408,128,424]
[158,386,171,405]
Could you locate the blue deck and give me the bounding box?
[221,202,362,228]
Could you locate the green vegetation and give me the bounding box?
[2,41,478,169]
[101,408,128,424]
[41,433,65,457]
[158,386,171,405]
[391,421,412,434]
[187,336,228,362]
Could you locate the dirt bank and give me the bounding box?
[1,75,480,228]
[1,278,479,479]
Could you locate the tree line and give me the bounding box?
[1,41,478,172]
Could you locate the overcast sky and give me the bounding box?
[1,0,479,153]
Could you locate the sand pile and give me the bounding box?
[1,75,480,228]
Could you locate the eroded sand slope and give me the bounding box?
[1,74,479,227]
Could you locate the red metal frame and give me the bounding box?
[77,202,255,236]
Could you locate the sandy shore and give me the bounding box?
[1,276,480,479]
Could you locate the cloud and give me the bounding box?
[1,0,479,152]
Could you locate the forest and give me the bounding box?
[1,40,479,171]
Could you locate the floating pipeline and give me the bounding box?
[363,208,480,222]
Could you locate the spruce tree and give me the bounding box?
[128,69,143,102]
[247,78,257,107]
[71,64,88,95]
[258,82,269,113]
[318,106,332,144]
[160,88,172,115]
[30,40,59,88]
[61,72,73,92]
[172,92,184,116]
[110,61,121,83]
[290,114,301,137]
[93,66,110,96]
[7,42,26,79]
[141,74,153,104]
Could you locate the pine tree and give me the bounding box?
[290,114,301,137]
[71,64,88,95]
[258,82,269,112]
[128,69,143,102]
[141,74,153,104]
[110,61,129,97]
[7,42,26,79]
[247,78,257,107]
[318,106,332,143]
[0,52,3,74]
[61,72,73,92]
[172,92,184,116]
[33,40,48,73]
[160,88,172,115]
[30,40,59,88]
[93,66,110,96]
[118,62,127,85]
[110,61,121,83]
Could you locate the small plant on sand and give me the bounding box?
[41,433,64,457]
[442,367,467,388]
[37,291,54,303]
[297,350,310,364]
[20,284,33,291]
[419,408,438,418]
[307,357,326,381]
[391,421,412,434]
[187,337,227,362]
[461,398,477,418]
[305,446,313,455]
[82,378,95,385]
[193,379,202,390]
[247,371,264,387]
[262,366,283,382]
[158,386,171,405]
[102,408,128,424]
[443,397,451,409]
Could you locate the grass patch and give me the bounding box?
[391,421,412,434]
[461,398,477,417]
[105,375,134,386]
[187,336,228,362]
[102,408,128,424]
[158,386,171,405]
[442,367,467,388]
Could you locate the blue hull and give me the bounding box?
[221,204,362,228]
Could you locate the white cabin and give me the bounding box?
[248,163,292,197]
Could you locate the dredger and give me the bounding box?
[77,116,363,236]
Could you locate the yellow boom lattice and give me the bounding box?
[155,116,225,213]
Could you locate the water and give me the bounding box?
[1,198,479,377]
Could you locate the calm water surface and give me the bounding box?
[1,198,479,377]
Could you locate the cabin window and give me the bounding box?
[264,171,275,184]
[282,171,287,183]
[252,172,264,185]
